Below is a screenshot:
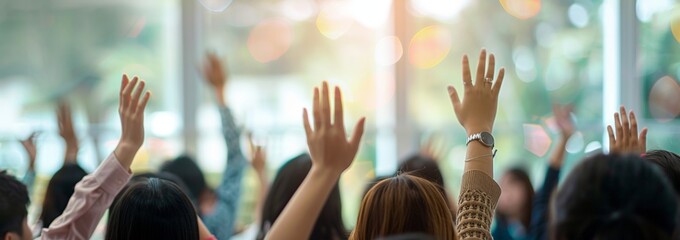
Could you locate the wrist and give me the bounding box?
[309,166,342,182]
[465,126,492,136]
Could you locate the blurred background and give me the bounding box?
[1,0,680,230]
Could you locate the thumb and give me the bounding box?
[448,86,461,111]
[349,117,366,154]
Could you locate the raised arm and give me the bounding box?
[607,106,647,154]
[57,102,79,164]
[249,134,269,225]
[19,132,38,193]
[529,104,574,240]
[448,49,504,240]
[199,53,246,239]
[266,82,366,240]
[41,74,150,239]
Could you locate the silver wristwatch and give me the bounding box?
[466,132,495,148]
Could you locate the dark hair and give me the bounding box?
[398,154,445,188]
[160,155,207,204]
[40,163,87,227]
[497,167,534,230]
[643,150,680,194]
[551,154,677,240]
[0,171,30,238]
[106,178,199,240]
[257,153,347,240]
[397,154,454,217]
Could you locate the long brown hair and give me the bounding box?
[350,174,455,240]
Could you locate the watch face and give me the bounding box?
[480,132,495,146]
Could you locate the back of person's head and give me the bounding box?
[497,167,534,229]
[257,153,347,240]
[0,171,31,240]
[643,150,680,194]
[551,153,677,240]
[398,154,445,188]
[106,178,199,240]
[40,163,87,227]
[350,174,455,240]
[160,155,207,203]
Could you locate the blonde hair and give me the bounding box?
[350,174,456,240]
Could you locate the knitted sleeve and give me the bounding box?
[456,170,502,240]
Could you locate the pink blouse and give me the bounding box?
[40,154,131,240]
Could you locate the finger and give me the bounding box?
[485,53,495,81]
[619,106,630,142]
[448,86,462,113]
[607,125,616,150]
[303,108,313,138]
[131,80,146,113]
[640,128,648,152]
[122,77,139,109]
[614,113,623,143]
[312,87,321,131]
[321,82,331,128]
[492,68,505,96]
[135,91,151,114]
[349,117,366,154]
[120,74,130,108]
[462,55,472,89]
[475,49,487,86]
[334,86,344,128]
[630,111,639,139]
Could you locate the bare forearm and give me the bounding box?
[266,167,339,240]
[64,142,78,164]
[255,173,269,225]
[215,88,227,107]
[113,142,139,170]
[548,136,569,169]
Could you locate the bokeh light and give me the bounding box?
[567,3,589,28]
[351,0,391,28]
[316,1,354,39]
[565,131,584,154]
[523,124,552,157]
[198,0,233,12]
[279,0,317,21]
[375,36,403,66]
[410,0,471,21]
[637,0,673,23]
[247,19,293,63]
[513,46,537,83]
[649,76,680,122]
[670,7,680,43]
[584,141,602,153]
[499,0,542,20]
[408,26,452,69]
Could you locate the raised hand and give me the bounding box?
[113,74,151,168]
[420,135,445,162]
[248,133,267,175]
[553,104,575,138]
[302,82,366,176]
[57,102,79,163]
[448,49,505,135]
[607,106,647,154]
[20,132,39,171]
[201,53,228,106]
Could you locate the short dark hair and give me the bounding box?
[498,167,534,230]
[106,178,199,240]
[0,171,30,237]
[257,153,347,240]
[398,154,445,188]
[40,163,87,227]
[643,150,680,194]
[551,153,677,240]
[160,155,207,203]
